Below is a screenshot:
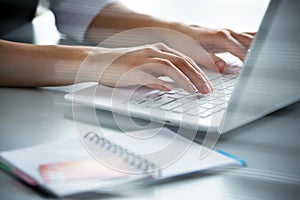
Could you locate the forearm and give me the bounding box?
[0,40,93,87]
[85,3,182,44]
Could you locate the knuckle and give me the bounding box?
[191,73,206,83]
[154,42,168,48]
[141,46,157,54]
[154,58,172,66]
[174,56,188,65]
[214,30,230,39]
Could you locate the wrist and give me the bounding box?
[168,21,192,37]
[45,45,94,85]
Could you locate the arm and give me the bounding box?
[85,3,254,72]
[0,39,92,87]
[0,40,212,94]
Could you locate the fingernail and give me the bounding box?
[216,61,226,73]
[162,83,173,91]
[201,82,212,94]
[159,86,171,91]
[187,82,198,93]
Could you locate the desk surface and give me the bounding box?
[1,87,299,200]
[1,0,300,199]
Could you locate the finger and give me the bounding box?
[110,67,172,91]
[129,63,195,92]
[165,47,226,74]
[206,53,227,73]
[243,32,256,36]
[141,60,199,93]
[144,48,212,94]
[229,31,254,48]
[156,42,227,74]
[155,43,203,74]
[113,46,209,93]
[135,71,173,91]
[154,42,220,74]
[221,34,248,61]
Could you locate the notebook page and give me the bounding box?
[0,138,147,196]
[104,128,243,179]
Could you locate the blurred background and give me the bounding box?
[121,0,270,32]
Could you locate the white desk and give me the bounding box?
[1,0,300,199]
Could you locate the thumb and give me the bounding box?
[138,71,173,91]
[194,52,227,73]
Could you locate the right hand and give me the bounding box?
[90,43,213,94]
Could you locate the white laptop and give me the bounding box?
[65,0,300,134]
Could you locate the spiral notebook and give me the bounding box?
[0,128,245,197]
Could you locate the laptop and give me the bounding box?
[65,0,300,134]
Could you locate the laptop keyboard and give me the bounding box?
[128,73,239,118]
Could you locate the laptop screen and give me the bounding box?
[222,0,300,133]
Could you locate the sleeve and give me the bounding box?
[49,0,119,42]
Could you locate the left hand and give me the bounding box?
[175,24,255,72]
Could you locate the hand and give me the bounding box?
[174,24,255,72]
[88,43,212,94]
[85,3,255,75]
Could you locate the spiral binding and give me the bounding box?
[83,131,162,177]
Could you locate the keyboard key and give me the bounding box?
[199,110,213,118]
[211,99,227,106]
[216,103,228,110]
[130,98,146,105]
[181,101,198,108]
[147,97,175,108]
[160,101,182,110]
[165,93,186,99]
[200,103,215,109]
[175,93,205,103]
[172,106,192,113]
[186,108,208,116]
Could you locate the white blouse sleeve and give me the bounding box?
[49,0,119,42]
